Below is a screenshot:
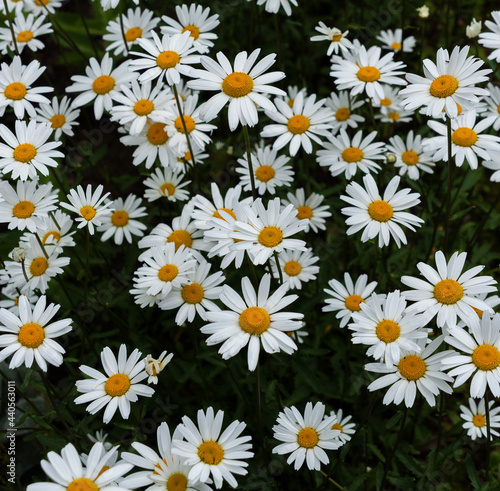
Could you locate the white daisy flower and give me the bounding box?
[0,295,71,371]
[281,85,307,108]
[272,401,342,471]
[328,409,356,444]
[482,154,500,182]
[35,96,80,139]
[376,105,414,124]
[187,48,286,131]
[401,250,497,329]
[75,344,155,424]
[466,18,482,38]
[317,129,385,179]
[99,0,139,11]
[270,248,319,290]
[325,91,365,133]
[86,430,113,451]
[253,0,298,16]
[483,83,500,130]
[143,166,191,202]
[24,0,63,17]
[25,210,76,253]
[340,174,424,248]
[0,288,38,316]
[283,188,331,233]
[376,28,416,52]
[0,0,25,16]
[143,351,173,385]
[201,273,303,370]
[311,23,353,56]
[478,11,500,62]
[399,45,491,119]
[460,397,500,440]
[0,13,52,55]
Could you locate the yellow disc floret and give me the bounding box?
[344,294,364,311]
[297,427,319,448]
[161,183,175,196]
[297,205,313,220]
[472,414,486,428]
[12,201,35,219]
[134,99,154,116]
[284,260,302,276]
[335,107,350,121]
[158,264,179,282]
[80,206,97,221]
[342,147,364,163]
[66,477,99,491]
[29,257,48,276]
[147,123,169,145]
[182,24,200,40]
[104,373,131,397]
[213,208,237,220]
[398,355,426,381]
[402,150,419,166]
[472,344,500,371]
[18,322,45,348]
[287,115,310,135]
[13,143,37,163]
[4,82,27,100]
[167,472,188,491]
[222,72,254,98]
[17,30,34,43]
[181,283,204,304]
[367,200,393,222]
[174,115,196,134]
[92,75,115,95]
[451,127,478,147]
[50,114,66,128]
[167,230,193,250]
[111,210,129,227]
[197,440,224,465]
[156,51,181,70]
[258,226,283,247]
[375,319,401,343]
[125,27,142,42]
[255,165,275,183]
[433,279,464,305]
[239,306,271,335]
[357,66,381,83]
[429,75,459,98]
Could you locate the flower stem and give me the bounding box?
[273,251,283,285]
[173,84,197,169]
[242,125,257,201]
[273,14,282,70]
[2,0,19,56]
[76,0,99,58]
[444,116,453,253]
[380,407,407,490]
[118,0,129,56]
[486,392,491,481]
[319,470,345,490]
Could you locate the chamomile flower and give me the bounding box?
[460,398,500,439]
[282,85,307,108]
[399,45,491,119]
[60,184,113,235]
[401,251,497,330]
[24,0,63,17]
[99,0,139,11]
[0,0,25,16]
[323,273,379,328]
[270,248,320,290]
[261,92,334,156]
[143,166,191,202]
[478,11,500,62]
[0,295,71,372]
[325,91,365,133]
[377,106,414,124]
[172,407,253,489]
[29,210,76,253]
[143,351,173,385]
[272,402,342,471]
[187,48,286,131]
[0,288,38,316]
[283,188,331,233]
[466,19,482,39]
[0,13,53,55]
[35,96,80,139]
[483,83,500,130]
[75,344,155,424]
[377,28,416,52]
[317,129,385,179]
[483,157,500,182]
[311,23,353,56]
[253,0,298,16]
[236,145,294,195]
[328,409,356,444]
[340,174,423,248]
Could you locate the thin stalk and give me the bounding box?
[437,394,445,452]
[84,227,90,307]
[21,260,30,283]
[245,252,259,289]
[242,125,257,201]
[273,251,283,285]
[2,0,19,56]
[48,211,61,231]
[444,117,453,252]
[118,0,129,57]
[255,361,263,444]
[319,470,345,491]
[34,234,49,259]
[173,85,196,168]
[273,14,282,70]
[486,392,491,481]
[467,187,500,252]
[76,0,99,57]
[368,98,378,131]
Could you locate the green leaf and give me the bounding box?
[450,206,475,222]
[368,443,386,463]
[466,457,480,489]
[385,411,402,429]
[375,462,384,491]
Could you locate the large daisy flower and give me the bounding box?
[460,398,500,440]
[478,11,500,62]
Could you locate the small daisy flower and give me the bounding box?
[86,430,113,451]
[281,85,307,108]
[99,0,139,11]
[483,156,500,182]
[323,272,378,328]
[253,0,298,16]
[283,188,331,233]
[236,145,294,195]
[340,174,423,248]
[261,92,334,156]
[0,289,38,316]
[479,11,500,62]
[483,83,500,130]
[75,344,155,424]
[325,91,365,133]
[399,45,491,119]
[0,13,52,55]
[377,28,416,52]
[310,23,353,56]
[0,0,25,16]
[187,48,286,131]
[144,351,173,384]
[317,129,385,179]
[66,53,137,120]
[270,248,320,290]
[401,250,497,330]
[172,407,254,489]
[0,295,71,371]
[24,0,63,17]
[328,409,356,444]
[460,398,500,440]
[35,96,80,139]
[60,184,113,235]
[202,274,303,370]
[377,105,414,124]
[143,166,190,202]
[272,402,342,471]
[25,210,76,253]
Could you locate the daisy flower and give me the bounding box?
[325,91,365,133]
[0,295,71,371]
[161,4,220,54]
[24,0,63,17]
[377,28,416,52]
[0,0,25,16]
[236,145,294,195]
[0,288,38,316]
[25,210,76,254]
[143,166,191,202]
[460,398,500,440]
[270,248,319,290]
[60,184,113,235]
[317,129,385,179]
[401,250,497,329]
[330,46,407,104]
[66,53,137,120]
[26,442,132,491]
[187,48,286,131]
[328,409,356,444]
[0,13,52,55]
[366,336,455,407]
[253,0,298,16]
[99,0,139,11]
[143,351,173,385]
[340,174,423,248]
[424,112,500,169]
[399,45,491,119]
[131,31,199,86]
[35,96,80,139]
[272,401,342,471]
[283,188,331,233]
[386,130,435,180]
[281,85,307,108]
[466,18,482,38]
[0,120,63,181]
[323,272,379,328]
[261,92,334,156]
[377,106,414,124]
[478,11,500,62]
[201,274,303,370]
[75,344,155,424]
[483,83,500,130]
[310,23,353,56]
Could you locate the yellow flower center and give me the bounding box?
[50,114,66,128]
[213,208,237,220]
[367,200,393,222]
[80,206,97,221]
[287,114,310,134]
[92,75,115,95]
[239,306,271,335]
[147,123,169,145]
[174,115,196,134]
[451,127,478,147]
[472,344,500,371]
[391,42,402,50]
[156,50,181,70]
[331,423,343,432]
[66,477,99,491]
[356,66,381,82]
[380,98,391,106]
[42,231,61,244]
[104,373,131,397]
[332,34,343,42]
[111,210,129,227]
[287,98,294,107]
[12,201,35,219]
[167,230,193,250]
[473,414,486,428]
[160,183,175,196]
[158,264,179,282]
[222,72,254,98]
[197,440,224,465]
[125,27,142,42]
[344,294,364,311]
[4,82,27,100]
[471,306,484,319]
[18,322,45,348]
[34,0,50,5]
[297,427,319,448]
[177,151,191,163]
[433,279,464,305]
[153,458,168,475]
[258,226,283,248]
[284,260,302,276]
[429,75,459,98]
[402,150,419,166]
[497,103,500,115]
[375,319,401,343]
[335,107,350,121]
[13,143,37,163]
[388,112,400,121]
[181,283,204,304]
[167,472,188,491]
[29,257,48,276]
[17,30,33,43]
[398,355,426,381]
[297,205,313,220]
[255,165,275,183]
[182,24,200,40]
[342,147,364,163]
[134,99,154,116]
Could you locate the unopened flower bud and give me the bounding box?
[466,18,482,38]
[416,5,429,18]
[11,247,26,262]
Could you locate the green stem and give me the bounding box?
[76,0,99,58]
[242,125,257,201]
[84,227,90,308]
[319,470,345,490]
[118,0,129,57]
[2,0,19,56]
[380,407,407,490]
[486,392,491,481]
[444,117,453,253]
[273,14,282,70]
[34,233,49,259]
[273,250,283,285]
[173,85,196,168]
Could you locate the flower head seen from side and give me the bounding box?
[460,397,500,440]
[310,23,353,56]
[271,248,320,290]
[75,344,155,424]
[479,11,500,62]
[283,188,331,233]
[143,166,191,203]
[377,28,416,52]
[328,409,356,445]
[482,83,500,131]
[401,250,497,330]
[340,174,423,248]
[29,210,76,253]
[143,350,173,385]
[35,96,81,140]
[272,401,342,471]
[201,274,304,371]
[172,407,253,489]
